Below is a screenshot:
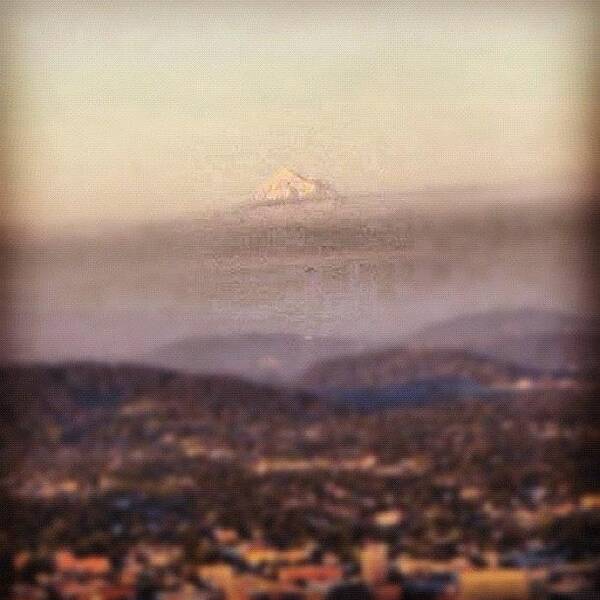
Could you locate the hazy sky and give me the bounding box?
[5,1,596,230]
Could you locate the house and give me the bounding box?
[278,564,344,586]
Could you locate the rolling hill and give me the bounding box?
[141,333,368,383]
[409,309,600,372]
[299,347,541,390]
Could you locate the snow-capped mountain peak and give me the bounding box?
[253,167,338,203]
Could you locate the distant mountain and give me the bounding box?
[252,167,338,205]
[141,333,368,383]
[409,309,600,372]
[299,347,540,390]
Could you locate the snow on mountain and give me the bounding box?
[253,167,339,204]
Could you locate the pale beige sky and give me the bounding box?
[4,1,596,230]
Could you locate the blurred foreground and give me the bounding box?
[1,350,598,599]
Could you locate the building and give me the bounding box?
[360,543,388,586]
[279,564,343,586]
